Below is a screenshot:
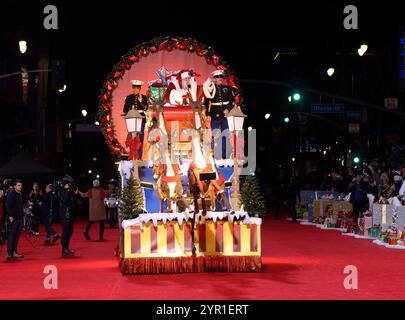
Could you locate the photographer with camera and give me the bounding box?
[5,179,25,260]
[58,176,80,257]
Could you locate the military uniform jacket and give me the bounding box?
[123,94,148,114]
[206,85,238,120]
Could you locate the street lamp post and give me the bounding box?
[226,107,247,211]
[124,109,145,181]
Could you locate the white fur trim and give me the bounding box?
[169,90,183,105]
[203,78,216,99]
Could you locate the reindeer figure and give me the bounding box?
[153,150,183,213]
[188,130,217,216]
[186,100,218,216]
[148,103,185,212]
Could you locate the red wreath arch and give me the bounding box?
[98,36,243,158]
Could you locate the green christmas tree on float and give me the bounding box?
[240,175,266,217]
[119,175,144,220]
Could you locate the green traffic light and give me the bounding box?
[293,93,301,101]
[284,117,290,123]
[353,157,360,164]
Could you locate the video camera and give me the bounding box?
[1,178,13,189]
[55,175,77,193]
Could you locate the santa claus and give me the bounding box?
[164,70,205,105]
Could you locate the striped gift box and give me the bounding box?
[372,203,395,231]
[195,221,261,257]
[124,221,193,258]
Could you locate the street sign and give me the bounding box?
[384,98,398,110]
[399,26,405,91]
[345,110,362,119]
[311,103,345,114]
[348,123,360,133]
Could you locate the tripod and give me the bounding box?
[0,213,38,255]
[22,212,39,248]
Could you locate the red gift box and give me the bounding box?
[388,238,398,246]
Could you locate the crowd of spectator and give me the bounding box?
[0,177,119,259]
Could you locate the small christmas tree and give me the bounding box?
[240,175,266,217]
[119,175,144,220]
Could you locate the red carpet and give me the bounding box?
[1,216,405,300]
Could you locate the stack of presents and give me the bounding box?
[299,191,405,246]
[372,203,405,246]
[299,191,349,227]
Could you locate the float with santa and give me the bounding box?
[98,36,263,274]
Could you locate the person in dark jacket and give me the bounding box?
[285,177,301,223]
[204,70,238,159]
[348,172,369,223]
[269,181,283,220]
[5,179,25,260]
[122,80,148,156]
[58,176,80,256]
[42,184,60,245]
[122,80,148,115]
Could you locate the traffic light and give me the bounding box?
[288,90,302,103]
[284,116,290,124]
[353,156,360,164]
[51,59,66,91]
[292,92,301,102]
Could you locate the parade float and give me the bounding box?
[98,36,263,274]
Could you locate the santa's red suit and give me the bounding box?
[164,70,205,105]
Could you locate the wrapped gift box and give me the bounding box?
[368,225,381,238]
[393,206,405,231]
[388,238,398,245]
[356,228,368,236]
[315,191,340,200]
[323,216,336,228]
[332,201,353,220]
[372,204,395,231]
[358,216,373,229]
[300,190,315,206]
[313,199,334,219]
[149,85,167,101]
[300,191,316,221]
[345,220,358,233]
[307,203,314,221]
[296,206,306,219]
